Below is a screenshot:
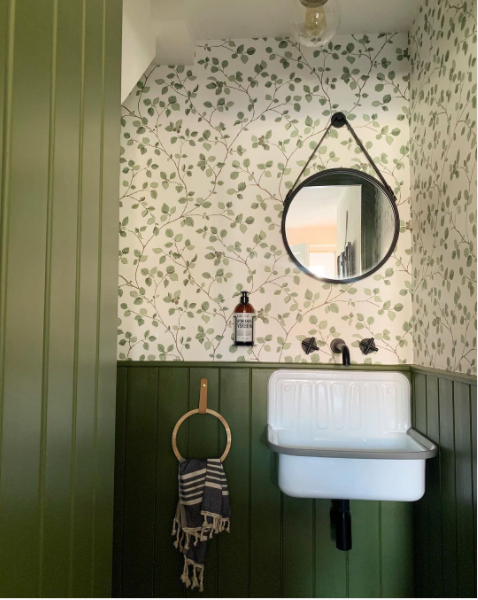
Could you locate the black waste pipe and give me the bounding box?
[330,500,352,551]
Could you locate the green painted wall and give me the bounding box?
[114,363,415,598]
[0,0,122,596]
[412,367,477,598]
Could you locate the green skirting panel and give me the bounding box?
[412,367,477,599]
[114,363,415,598]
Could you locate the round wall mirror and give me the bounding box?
[282,168,399,284]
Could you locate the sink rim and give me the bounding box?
[268,427,437,460]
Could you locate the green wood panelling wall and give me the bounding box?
[0,0,122,596]
[114,363,415,598]
[412,367,477,599]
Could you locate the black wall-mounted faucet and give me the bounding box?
[331,338,351,366]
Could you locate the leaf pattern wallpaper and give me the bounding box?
[410,0,477,375]
[119,33,414,363]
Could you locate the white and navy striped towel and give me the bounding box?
[172,458,231,592]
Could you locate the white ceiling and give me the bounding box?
[150,0,421,65]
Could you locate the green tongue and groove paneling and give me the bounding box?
[412,367,477,599]
[0,0,122,596]
[114,362,415,598]
[114,362,477,598]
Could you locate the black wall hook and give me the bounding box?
[331,112,347,128]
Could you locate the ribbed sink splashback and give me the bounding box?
[268,370,411,439]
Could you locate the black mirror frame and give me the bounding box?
[281,167,400,285]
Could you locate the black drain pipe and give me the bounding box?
[330,500,352,551]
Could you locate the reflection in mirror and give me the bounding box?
[283,171,398,283]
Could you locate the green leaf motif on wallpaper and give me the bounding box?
[410,0,477,374]
[119,34,416,364]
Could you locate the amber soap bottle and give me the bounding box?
[233,291,255,346]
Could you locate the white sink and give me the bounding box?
[268,370,437,502]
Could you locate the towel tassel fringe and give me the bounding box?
[181,559,205,593]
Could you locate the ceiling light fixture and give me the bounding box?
[292,0,341,48]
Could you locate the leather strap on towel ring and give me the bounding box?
[171,378,232,462]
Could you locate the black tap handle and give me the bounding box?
[359,337,378,355]
[302,337,319,355]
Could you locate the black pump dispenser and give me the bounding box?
[240,291,250,305]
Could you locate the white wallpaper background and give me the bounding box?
[410,0,477,375]
[118,34,414,364]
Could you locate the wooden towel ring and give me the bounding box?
[171,378,232,462]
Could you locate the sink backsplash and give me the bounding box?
[119,34,412,363]
[268,370,411,435]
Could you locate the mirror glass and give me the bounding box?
[283,169,399,283]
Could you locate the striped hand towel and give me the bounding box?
[172,458,231,592]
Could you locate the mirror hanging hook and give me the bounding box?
[286,112,396,203]
[285,121,333,203]
[339,116,396,200]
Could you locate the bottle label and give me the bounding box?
[235,314,254,343]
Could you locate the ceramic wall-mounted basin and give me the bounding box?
[267,370,437,502]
